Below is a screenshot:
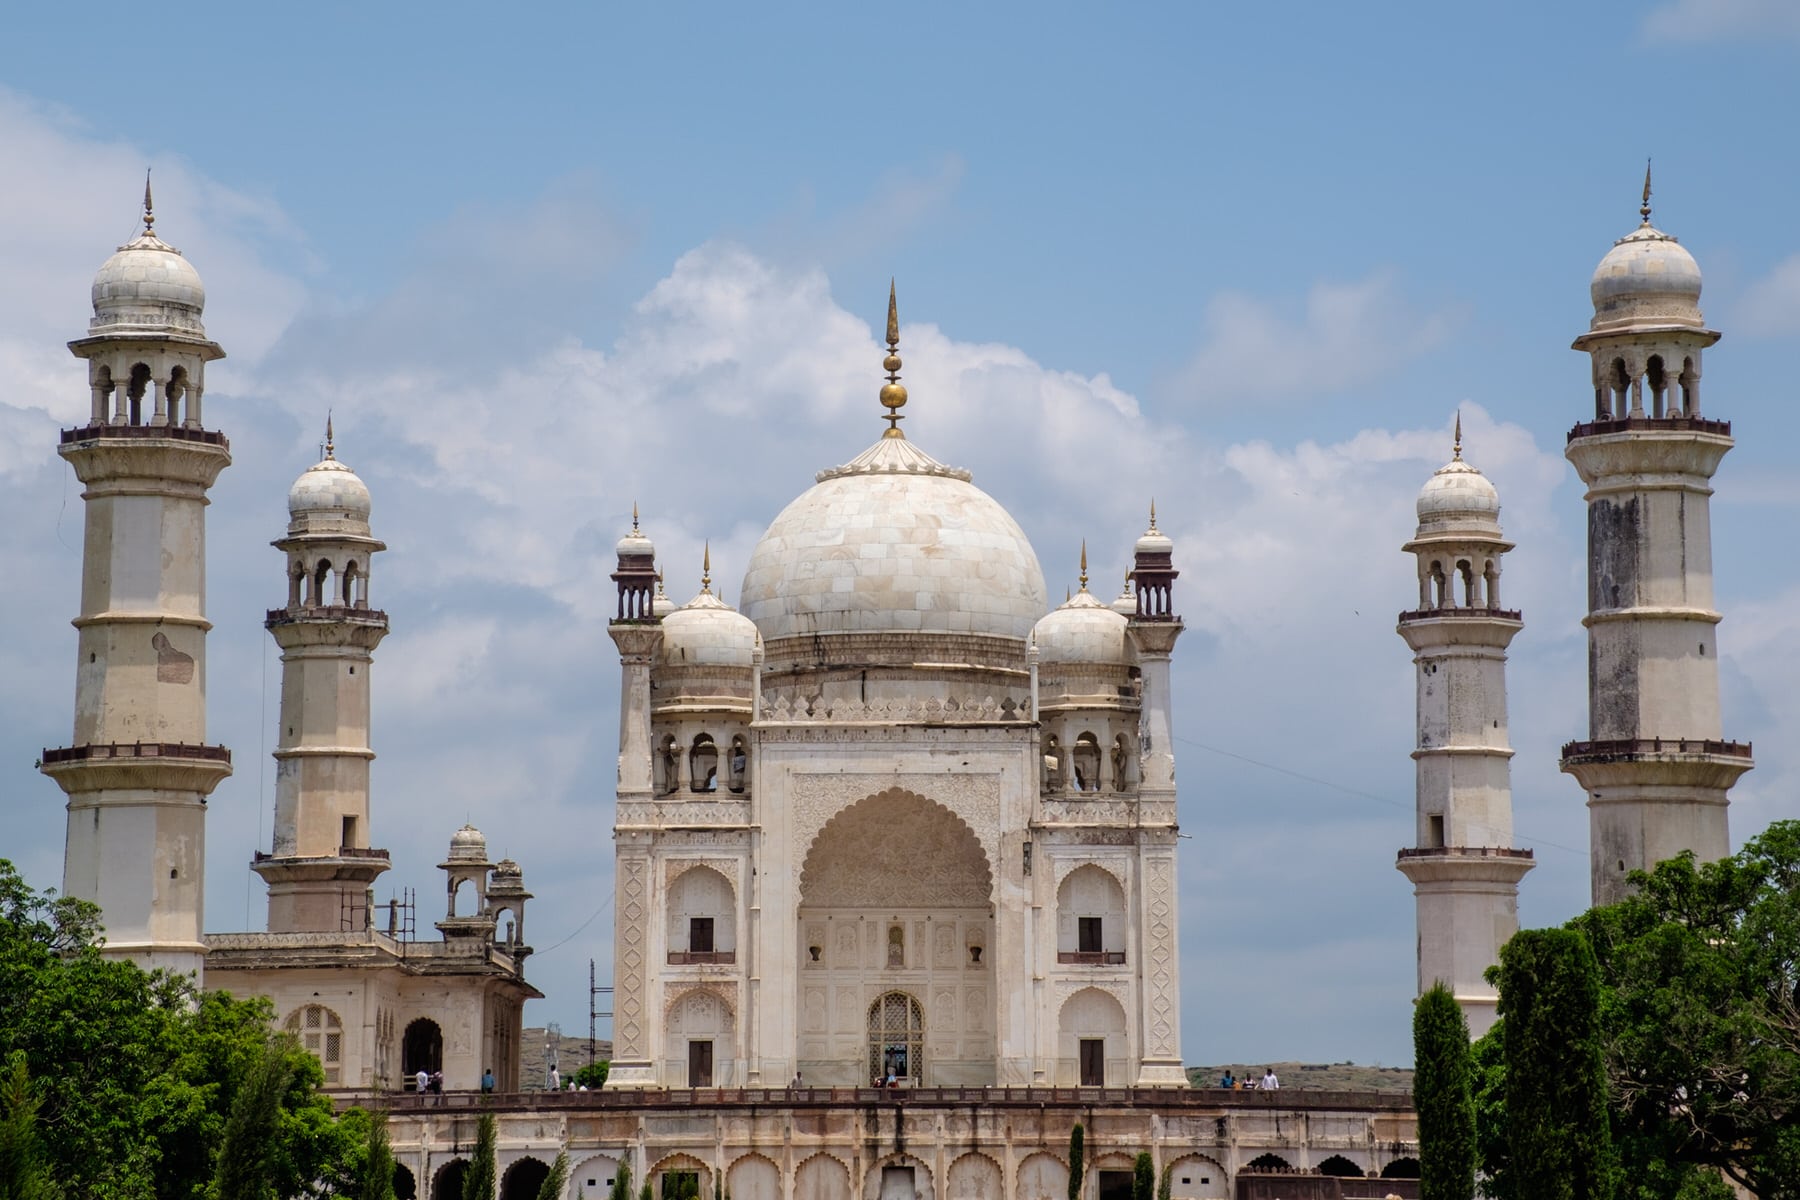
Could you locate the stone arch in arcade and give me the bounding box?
[795,789,995,1086]
[498,1156,550,1200]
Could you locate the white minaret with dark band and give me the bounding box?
[1560,169,1751,906]
[41,183,233,980]
[1396,419,1533,1037]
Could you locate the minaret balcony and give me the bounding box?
[60,422,229,449]
[1397,606,1522,623]
[1560,737,1751,762]
[1567,415,1731,443]
[1396,846,1535,861]
[40,741,232,795]
[266,605,390,625]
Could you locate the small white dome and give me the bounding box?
[1034,590,1132,665]
[651,581,676,619]
[447,824,489,862]
[287,454,373,536]
[1417,457,1500,522]
[1590,224,1703,329]
[1111,582,1137,617]
[90,232,207,337]
[616,530,654,558]
[659,590,758,668]
[1135,524,1173,556]
[740,436,1048,642]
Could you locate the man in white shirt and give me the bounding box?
[415,1067,429,1094]
[1261,1068,1279,1090]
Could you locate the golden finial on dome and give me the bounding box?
[142,169,155,237]
[1453,411,1462,461]
[701,541,712,594]
[631,501,640,536]
[1640,158,1653,225]
[324,411,335,460]
[1079,540,1089,592]
[1148,499,1158,531]
[880,279,908,439]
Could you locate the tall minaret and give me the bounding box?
[1560,170,1751,907]
[605,509,662,1089]
[1395,421,1534,1037]
[41,184,232,979]
[1125,505,1186,1086]
[253,422,390,933]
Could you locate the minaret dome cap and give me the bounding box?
[1416,457,1500,522]
[447,824,489,862]
[90,180,208,337]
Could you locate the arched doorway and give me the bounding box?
[867,992,924,1085]
[393,1163,417,1199]
[499,1156,550,1199]
[432,1159,467,1200]
[796,788,995,1086]
[1317,1155,1363,1177]
[403,1019,443,1086]
[1381,1158,1421,1179]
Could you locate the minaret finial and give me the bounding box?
[701,542,712,594]
[1148,499,1158,531]
[879,279,908,439]
[631,501,640,535]
[1453,411,1462,461]
[1641,158,1653,225]
[324,411,335,460]
[142,169,155,236]
[1079,540,1089,592]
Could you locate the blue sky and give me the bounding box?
[4,1,1800,1069]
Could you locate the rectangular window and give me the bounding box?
[687,1040,713,1087]
[1428,813,1446,849]
[1078,916,1103,954]
[689,917,714,954]
[1080,1038,1105,1086]
[341,815,357,850]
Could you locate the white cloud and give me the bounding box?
[1642,0,1800,42]
[1736,252,1800,337]
[1177,271,1457,406]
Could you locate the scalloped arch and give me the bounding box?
[800,788,993,908]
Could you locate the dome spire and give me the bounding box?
[324,411,335,461]
[1453,410,1463,461]
[701,541,712,595]
[141,169,155,237]
[1640,159,1653,226]
[879,280,908,440]
[631,501,640,536]
[1079,540,1089,592]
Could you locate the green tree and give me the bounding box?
[1495,927,1615,1200]
[0,1050,60,1200]
[571,1062,609,1091]
[1131,1152,1155,1200]
[1067,1123,1084,1200]
[1157,1161,1172,1200]
[0,860,350,1199]
[1572,823,1800,1200]
[464,1110,497,1200]
[606,1160,632,1200]
[213,1034,299,1200]
[1414,983,1476,1200]
[537,1152,569,1200]
[358,1107,397,1200]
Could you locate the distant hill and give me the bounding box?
[1188,1062,1413,1093]
[521,1027,611,1090]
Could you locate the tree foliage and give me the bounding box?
[213,1035,300,1200]
[0,859,350,1199]
[1157,1159,1172,1200]
[1571,821,1800,1200]
[0,1051,60,1200]
[1067,1123,1084,1200]
[464,1109,497,1200]
[356,1107,397,1200]
[537,1153,569,1200]
[1495,927,1615,1200]
[1414,983,1475,1200]
[1131,1152,1155,1200]
[571,1062,609,1091]
[606,1160,633,1200]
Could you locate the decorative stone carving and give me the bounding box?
[1143,854,1178,1056]
[615,799,752,827]
[793,776,1002,876]
[615,856,649,1056]
[665,857,741,891]
[798,789,994,907]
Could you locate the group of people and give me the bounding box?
[1217,1068,1280,1090]
[413,1068,445,1098]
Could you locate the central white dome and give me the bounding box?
[740,437,1048,641]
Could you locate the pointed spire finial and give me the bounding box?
[1453,410,1462,461]
[701,541,712,594]
[655,569,667,597]
[324,411,335,460]
[1148,499,1158,531]
[142,169,155,236]
[1641,158,1653,225]
[631,501,640,535]
[1079,540,1089,591]
[879,279,908,439]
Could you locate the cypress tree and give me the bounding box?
[463,1109,498,1200]
[607,1160,632,1200]
[1414,982,1476,1200]
[362,1106,397,1200]
[1157,1161,1173,1200]
[1496,928,1616,1200]
[1132,1152,1155,1200]
[212,1036,298,1200]
[536,1152,569,1200]
[1067,1124,1085,1200]
[0,1051,58,1200]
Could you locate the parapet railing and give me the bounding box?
[1057,950,1128,965]
[348,1084,1414,1113]
[1567,416,1732,443]
[666,951,736,965]
[41,741,232,765]
[266,606,390,623]
[60,422,229,447]
[1396,846,1535,860]
[1560,738,1753,760]
[252,846,390,863]
[1396,607,1522,622]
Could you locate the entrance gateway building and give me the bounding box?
[34,173,1754,1197]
